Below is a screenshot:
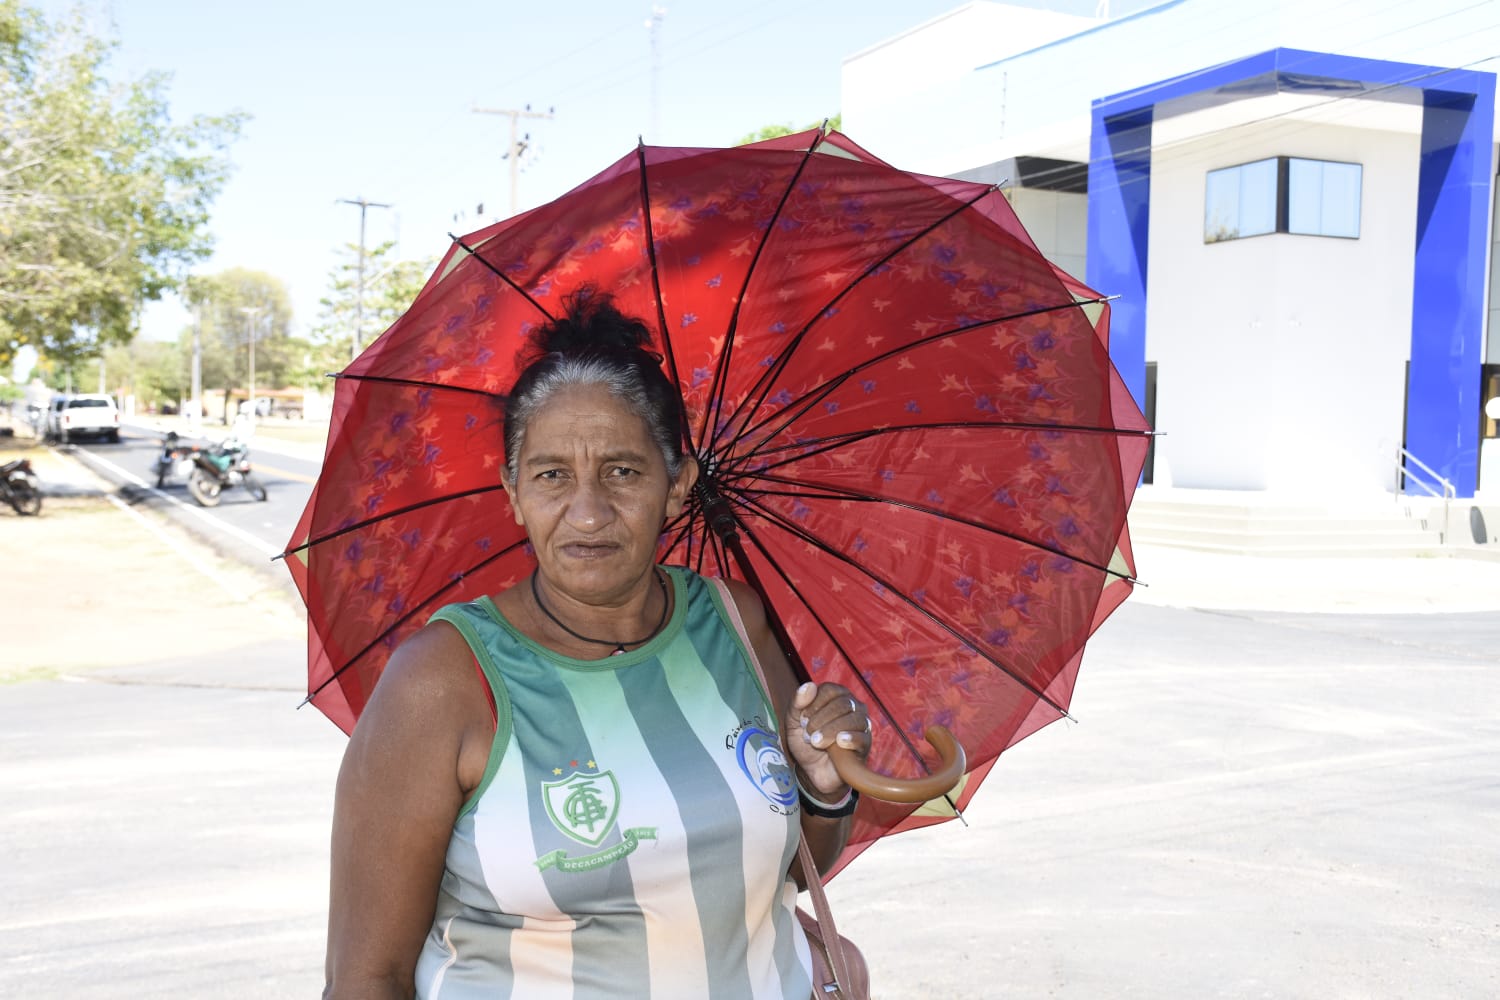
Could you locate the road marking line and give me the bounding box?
[253,460,317,485]
[59,447,283,559]
[103,493,247,601]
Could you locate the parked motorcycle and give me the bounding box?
[1,457,42,516]
[152,431,200,489]
[186,439,268,507]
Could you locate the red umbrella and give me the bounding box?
[282,127,1149,873]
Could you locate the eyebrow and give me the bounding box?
[523,450,654,468]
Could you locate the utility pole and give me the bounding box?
[646,6,666,142]
[337,196,392,360]
[190,300,202,433]
[472,104,554,216]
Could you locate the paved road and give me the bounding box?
[3,600,1497,995]
[56,423,320,595]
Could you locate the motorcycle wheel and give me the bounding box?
[244,474,268,502]
[7,478,41,516]
[188,468,222,507]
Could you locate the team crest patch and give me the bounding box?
[543,770,620,847]
[535,768,657,873]
[733,724,797,810]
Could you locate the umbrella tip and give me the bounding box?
[943,794,968,826]
[296,694,312,711]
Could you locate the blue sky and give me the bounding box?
[51,0,1114,345]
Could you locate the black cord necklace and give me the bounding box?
[530,570,670,656]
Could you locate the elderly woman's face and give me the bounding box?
[503,383,695,603]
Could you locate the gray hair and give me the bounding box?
[503,351,686,484]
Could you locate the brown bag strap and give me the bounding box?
[708,576,856,996]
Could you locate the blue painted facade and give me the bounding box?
[1086,48,1496,497]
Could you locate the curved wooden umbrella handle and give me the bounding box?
[827,725,967,804]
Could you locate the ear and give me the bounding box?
[664,456,699,519]
[500,473,526,527]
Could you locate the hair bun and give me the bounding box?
[536,285,655,356]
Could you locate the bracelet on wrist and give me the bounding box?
[797,779,859,819]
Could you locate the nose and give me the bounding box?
[563,478,614,532]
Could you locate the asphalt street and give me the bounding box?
[2,440,1497,998]
[58,421,320,596]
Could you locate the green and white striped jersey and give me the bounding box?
[415,567,814,999]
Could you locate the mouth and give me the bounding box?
[558,541,622,560]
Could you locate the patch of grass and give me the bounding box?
[0,665,61,685]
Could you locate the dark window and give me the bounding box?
[1205,156,1361,243]
[67,398,112,408]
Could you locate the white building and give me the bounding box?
[843,0,1499,500]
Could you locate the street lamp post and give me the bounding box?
[240,306,263,421]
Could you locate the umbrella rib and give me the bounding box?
[728,419,1150,478]
[278,484,507,560]
[713,182,1001,456]
[449,234,558,323]
[329,372,506,399]
[724,504,953,776]
[634,140,690,450]
[696,131,827,451]
[303,537,530,706]
[727,488,1073,720]
[719,295,1107,458]
[732,471,1135,582]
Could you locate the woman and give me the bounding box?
[325,290,872,999]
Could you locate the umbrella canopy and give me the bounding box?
[283,128,1149,872]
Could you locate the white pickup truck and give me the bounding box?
[46,394,121,442]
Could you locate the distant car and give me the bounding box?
[46,394,121,442]
[237,397,274,417]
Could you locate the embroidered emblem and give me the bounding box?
[734,724,797,809]
[535,769,657,873]
[543,770,620,847]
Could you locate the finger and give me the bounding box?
[833,728,872,756]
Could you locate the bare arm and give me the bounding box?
[722,579,870,883]
[324,623,491,999]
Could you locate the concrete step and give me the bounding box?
[1128,491,1445,555]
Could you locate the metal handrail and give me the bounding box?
[1395,446,1455,543]
[1396,446,1456,500]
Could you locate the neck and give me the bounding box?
[530,569,669,656]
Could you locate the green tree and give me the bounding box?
[102,336,188,410]
[182,268,292,417]
[0,1,245,370]
[307,239,432,375]
[735,114,842,146]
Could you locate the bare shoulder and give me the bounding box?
[719,576,771,638]
[714,576,799,707]
[354,619,486,746]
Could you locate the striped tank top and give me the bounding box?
[414,566,814,999]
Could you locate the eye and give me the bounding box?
[607,465,640,479]
[536,469,567,481]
